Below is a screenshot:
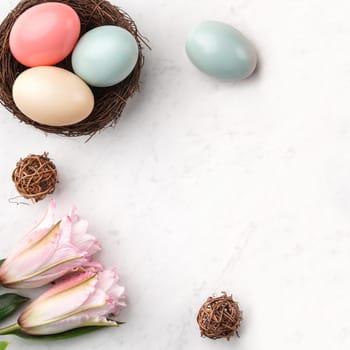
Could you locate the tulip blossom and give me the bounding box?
[0,200,101,288]
[15,269,126,335]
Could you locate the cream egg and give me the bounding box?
[13,67,94,126]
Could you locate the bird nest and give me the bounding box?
[0,0,146,137]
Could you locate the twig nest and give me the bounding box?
[12,153,58,202]
[0,0,145,137]
[197,292,242,340]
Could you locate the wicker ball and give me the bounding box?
[0,0,146,137]
[197,292,242,340]
[12,153,58,202]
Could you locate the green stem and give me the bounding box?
[0,341,9,350]
[0,324,20,335]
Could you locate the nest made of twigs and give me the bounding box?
[0,0,146,137]
[197,292,242,340]
[12,152,58,202]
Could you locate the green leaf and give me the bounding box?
[0,341,9,350]
[0,260,5,266]
[0,294,29,321]
[14,326,107,340]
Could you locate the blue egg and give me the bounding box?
[72,25,138,87]
[186,21,257,80]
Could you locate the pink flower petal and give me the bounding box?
[34,271,96,301]
[19,272,97,327]
[5,200,56,258]
[21,315,117,335]
[18,269,126,335]
[0,223,61,286]
[0,201,102,289]
[71,220,101,255]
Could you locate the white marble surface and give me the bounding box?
[0,0,350,349]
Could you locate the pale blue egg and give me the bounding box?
[72,25,138,87]
[186,21,257,80]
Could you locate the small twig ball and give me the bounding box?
[197,292,242,340]
[12,153,58,202]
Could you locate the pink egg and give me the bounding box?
[9,2,80,67]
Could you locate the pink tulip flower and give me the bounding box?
[0,200,101,288]
[17,270,126,335]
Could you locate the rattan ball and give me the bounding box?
[12,153,58,202]
[0,0,146,137]
[197,292,242,340]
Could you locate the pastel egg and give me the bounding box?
[186,21,257,80]
[72,25,139,87]
[9,2,80,67]
[13,67,94,126]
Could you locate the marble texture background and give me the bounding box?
[0,0,350,349]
